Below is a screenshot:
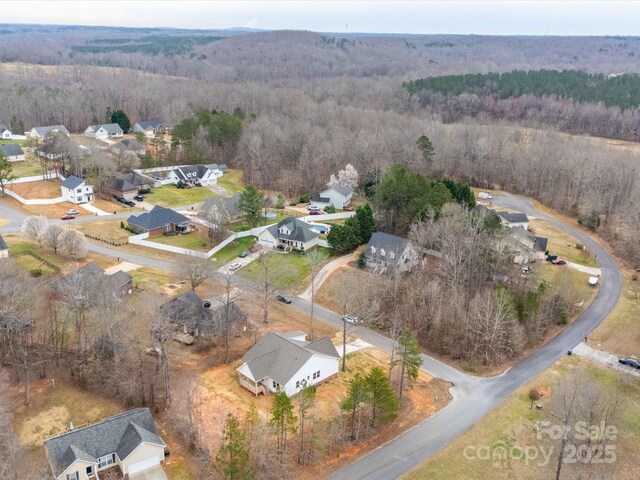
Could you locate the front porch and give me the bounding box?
[238,374,266,396]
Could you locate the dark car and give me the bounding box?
[310,210,323,215]
[125,200,136,207]
[134,195,144,202]
[552,259,567,265]
[619,357,640,369]
[276,295,292,304]
[116,197,127,204]
[61,215,75,220]
[239,251,248,258]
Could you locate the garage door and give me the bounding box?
[128,456,159,474]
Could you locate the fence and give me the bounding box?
[128,232,209,258]
[8,172,61,184]
[4,188,66,205]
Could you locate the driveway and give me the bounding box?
[216,251,260,275]
[566,261,601,276]
[104,261,141,275]
[79,203,111,216]
[572,342,640,378]
[299,252,355,301]
[128,465,168,480]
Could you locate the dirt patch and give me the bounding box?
[1,196,90,219]
[73,220,131,244]
[7,179,61,199]
[20,406,70,446]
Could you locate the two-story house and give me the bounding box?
[60,176,94,204]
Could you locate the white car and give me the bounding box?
[67,209,80,215]
[343,315,359,325]
[308,205,320,211]
[229,262,242,271]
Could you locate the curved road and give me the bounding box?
[319,193,623,480]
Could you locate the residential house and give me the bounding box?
[497,211,529,230]
[205,163,228,174]
[237,331,340,397]
[364,232,419,273]
[109,270,134,296]
[0,144,25,162]
[161,290,245,339]
[0,123,11,139]
[132,120,163,138]
[199,193,243,222]
[310,185,353,210]
[52,263,133,298]
[127,206,191,237]
[111,139,147,156]
[103,172,154,201]
[166,164,222,187]
[44,408,166,479]
[503,226,548,264]
[61,176,94,204]
[84,123,124,140]
[27,125,70,141]
[258,217,319,251]
[0,234,8,259]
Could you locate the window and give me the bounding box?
[86,465,93,475]
[66,473,79,480]
[389,251,395,259]
[312,370,321,380]
[380,249,386,257]
[97,453,115,468]
[76,197,82,202]
[295,380,300,389]
[76,188,82,193]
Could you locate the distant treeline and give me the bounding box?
[71,35,222,56]
[405,70,640,110]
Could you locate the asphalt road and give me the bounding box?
[321,193,623,480]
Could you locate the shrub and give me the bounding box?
[30,268,43,277]
[138,188,151,194]
[575,242,584,250]
[324,204,337,214]
[120,221,125,229]
[357,251,366,269]
[299,194,310,204]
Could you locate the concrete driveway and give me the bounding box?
[128,465,168,480]
[572,342,640,378]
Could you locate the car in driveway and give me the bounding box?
[618,357,640,369]
[552,259,567,265]
[239,251,248,258]
[308,205,320,211]
[60,215,75,220]
[276,294,292,304]
[309,210,323,215]
[228,262,242,271]
[66,209,79,215]
[343,315,359,325]
[134,195,145,201]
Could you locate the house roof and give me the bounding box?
[535,236,548,253]
[199,193,242,219]
[497,211,529,224]
[239,331,339,385]
[0,144,24,157]
[110,177,137,192]
[137,120,162,129]
[472,204,498,217]
[160,290,245,336]
[0,123,9,133]
[88,123,123,135]
[0,233,7,251]
[109,172,152,193]
[311,192,331,203]
[44,408,164,477]
[322,185,353,197]
[61,175,85,190]
[110,270,133,288]
[112,139,146,153]
[266,217,318,243]
[32,125,69,136]
[172,165,212,183]
[205,163,228,172]
[365,232,408,265]
[127,206,189,231]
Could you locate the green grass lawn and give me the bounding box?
[239,251,311,291]
[9,156,43,178]
[229,209,301,232]
[0,139,28,146]
[144,185,219,208]
[217,168,244,194]
[149,231,209,251]
[210,236,257,265]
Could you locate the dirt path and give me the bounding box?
[299,252,355,301]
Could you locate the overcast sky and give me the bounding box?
[2,1,640,36]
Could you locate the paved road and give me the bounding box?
[322,192,623,480]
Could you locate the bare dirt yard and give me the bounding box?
[7,179,61,199]
[0,195,91,219]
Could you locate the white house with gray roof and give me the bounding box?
[132,120,164,138]
[60,176,94,204]
[0,123,11,139]
[0,143,25,162]
[237,331,339,397]
[497,211,529,230]
[258,216,319,251]
[27,125,70,141]
[84,123,124,140]
[310,185,353,210]
[364,232,419,273]
[44,408,165,479]
[166,164,222,187]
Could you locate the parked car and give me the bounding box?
[134,195,144,202]
[276,294,292,304]
[618,357,640,369]
[239,251,248,258]
[552,259,567,265]
[229,262,242,271]
[308,205,320,211]
[310,210,323,215]
[116,197,127,204]
[61,215,75,220]
[343,315,359,325]
[66,209,79,215]
[125,200,136,207]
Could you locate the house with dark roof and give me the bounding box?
[161,290,245,340]
[52,262,133,298]
[84,123,124,140]
[237,331,339,397]
[199,193,243,222]
[364,232,419,273]
[166,164,222,187]
[0,143,25,162]
[310,185,353,210]
[44,408,165,479]
[0,123,11,139]
[258,217,319,251]
[132,120,164,138]
[27,125,70,141]
[497,211,529,230]
[111,139,147,156]
[103,172,154,200]
[60,176,94,204]
[127,206,191,237]
[0,233,8,259]
[502,226,548,264]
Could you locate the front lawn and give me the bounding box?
[239,251,311,291]
[149,230,209,251]
[217,168,244,194]
[210,236,257,265]
[8,155,43,178]
[529,219,597,267]
[229,209,301,232]
[144,185,219,208]
[72,220,131,244]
